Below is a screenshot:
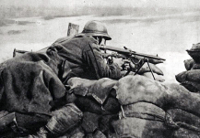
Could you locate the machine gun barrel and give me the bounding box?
[99,45,166,61]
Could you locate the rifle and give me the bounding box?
[99,45,166,79]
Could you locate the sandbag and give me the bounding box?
[114,75,200,117]
[107,131,118,138]
[176,70,200,82]
[66,92,77,104]
[85,130,106,138]
[180,81,200,92]
[142,72,165,82]
[93,130,107,138]
[184,58,200,70]
[122,102,165,121]
[113,75,167,106]
[81,112,100,133]
[187,43,200,63]
[15,112,50,133]
[64,126,85,138]
[68,77,117,104]
[99,114,118,134]
[138,62,164,75]
[184,59,194,70]
[173,128,200,138]
[165,83,200,117]
[46,103,83,136]
[90,78,116,104]
[111,117,173,138]
[167,109,200,132]
[74,97,103,114]
[67,77,94,96]
[103,97,120,114]
[192,64,200,69]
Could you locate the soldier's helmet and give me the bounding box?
[81,20,111,40]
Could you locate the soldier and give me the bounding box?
[48,20,126,84]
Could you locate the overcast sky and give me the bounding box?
[1,0,200,9]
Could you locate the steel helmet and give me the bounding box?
[81,20,111,40]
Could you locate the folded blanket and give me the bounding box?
[0,52,66,116]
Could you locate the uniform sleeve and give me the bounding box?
[82,43,122,80]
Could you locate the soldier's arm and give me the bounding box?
[82,43,122,80]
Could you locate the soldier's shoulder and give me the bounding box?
[53,36,70,44]
[75,34,97,43]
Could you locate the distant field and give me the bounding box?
[1,5,199,24]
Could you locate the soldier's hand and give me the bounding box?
[112,58,124,70]
[122,59,136,71]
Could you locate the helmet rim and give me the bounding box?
[81,20,112,40]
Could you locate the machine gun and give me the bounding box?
[99,45,166,79]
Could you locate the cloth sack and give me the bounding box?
[176,70,200,83]
[81,112,100,133]
[142,72,165,82]
[85,130,107,138]
[167,109,200,132]
[180,81,200,92]
[64,126,85,138]
[121,102,165,121]
[112,117,173,138]
[74,96,103,114]
[138,62,164,75]
[46,103,83,136]
[114,75,200,117]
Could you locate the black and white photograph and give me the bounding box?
[0,0,200,137]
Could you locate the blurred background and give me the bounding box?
[1,0,200,82]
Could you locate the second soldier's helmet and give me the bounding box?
[81,20,111,40]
